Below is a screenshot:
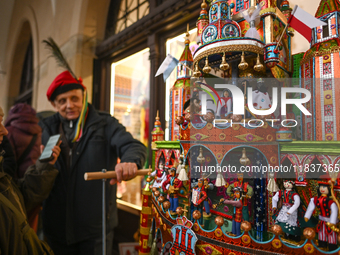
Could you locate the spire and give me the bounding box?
[177,24,194,79]
[151,110,164,150]
[315,0,340,18]
[197,0,209,44]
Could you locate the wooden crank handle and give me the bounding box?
[84,169,151,181]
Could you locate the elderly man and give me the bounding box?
[0,106,61,254]
[39,71,147,255]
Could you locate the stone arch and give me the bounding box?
[5,3,41,111]
[71,0,111,101]
[7,20,33,108]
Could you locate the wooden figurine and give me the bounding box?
[162,167,183,214]
[222,187,243,236]
[191,178,207,224]
[272,180,302,241]
[304,181,339,251]
[150,162,167,190]
[227,173,253,221]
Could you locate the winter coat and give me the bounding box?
[39,104,146,245]
[0,148,58,255]
[5,103,42,179]
[2,135,17,177]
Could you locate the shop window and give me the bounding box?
[16,38,33,105]
[111,49,150,210]
[111,48,150,143]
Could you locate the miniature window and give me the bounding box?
[236,0,244,12]
[115,0,149,34]
[322,23,329,39]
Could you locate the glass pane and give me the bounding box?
[111,49,150,210]
[165,29,198,140]
[115,19,125,34]
[127,9,137,27]
[117,7,125,19]
[115,0,149,33]
[111,48,150,143]
[127,0,137,12]
[139,2,149,19]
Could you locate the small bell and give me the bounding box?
[197,147,205,164]
[254,54,264,72]
[239,148,250,166]
[203,57,211,73]
[220,52,230,71]
[193,62,201,77]
[238,51,249,71]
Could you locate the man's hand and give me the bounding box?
[40,140,62,165]
[110,162,138,185]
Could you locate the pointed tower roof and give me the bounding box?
[315,0,340,18]
[179,39,194,63]
[151,110,164,135]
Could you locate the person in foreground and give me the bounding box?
[39,71,147,255]
[0,105,61,255]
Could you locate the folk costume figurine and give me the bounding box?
[222,187,243,236]
[272,180,302,240]
[216,89,232,119]
[191,97,206,124]
[304,181,339,251]
[150,162,167,190]
[251,78,272,111]
[227,173,253,221]
[203,178,213,217]
[191,178,207,224]
[162,167,183,214]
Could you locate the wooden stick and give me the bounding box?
[274,23,289,52]
[84,169,151,181]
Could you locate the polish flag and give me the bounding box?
[288,6,327,42]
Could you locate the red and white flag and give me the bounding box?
[288,6,327,42]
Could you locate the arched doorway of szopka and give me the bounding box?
[280,153,340,196]
[217,146,272,241]
[184,144,218,180]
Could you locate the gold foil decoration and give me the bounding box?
[239,148,250,166]
[238,52,248,70]
[197,147,205,164]
[254,54,264,72]
[193,62,201,77]
[220,52,230,71]
[203,57,211,73]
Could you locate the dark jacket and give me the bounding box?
[5,103,42,178]
[39,104,146,244]
[2,136,17,177]
[0,149,58,255]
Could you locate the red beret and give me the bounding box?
[47,71,85,101]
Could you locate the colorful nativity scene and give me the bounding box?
[139,0,340,254]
